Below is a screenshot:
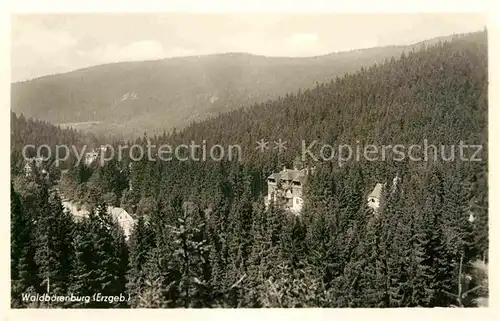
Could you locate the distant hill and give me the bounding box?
[11,34,462,138]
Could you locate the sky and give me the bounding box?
[11,13,486,82]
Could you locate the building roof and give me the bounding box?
[368,183,384,199]
[268,168,308,184]
[107,206,134,238]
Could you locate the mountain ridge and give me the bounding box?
[11,32,474,138]
[12,33,464,84]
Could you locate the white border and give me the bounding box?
[6,0,492,13]
[2,1,499,321]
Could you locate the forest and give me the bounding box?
[10,31,488,308]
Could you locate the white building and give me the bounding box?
[24,157,46,177]
[108,206,135,239]
[367,183,384,211]
[265,167,307,214]
[62,201,135,239]
[468,210,476,223]
[84,152,99,166]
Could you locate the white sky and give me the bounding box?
[11,13,486,82]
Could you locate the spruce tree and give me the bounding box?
[34,191,74,305]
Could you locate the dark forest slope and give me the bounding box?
[160,31,487,165]
[119,31,488,308]
[10,112,98,175]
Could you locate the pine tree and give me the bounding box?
[134,248,172,308]
[11,185,41,307]
[70,204,129,307]
[225,181,254,304]
[169,205,211,307]
[420,167,455,307]
[127,215,154,306]
[33,191,74,306]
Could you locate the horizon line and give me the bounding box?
[11,29,485,84]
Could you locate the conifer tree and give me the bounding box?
[70,204,129,307]
[34,191,74,305]
[11,185,41,307]
[169,205,211,307]
[127,215,154,306]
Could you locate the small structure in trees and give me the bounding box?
[367,183,384,211]
[265,167,308,214]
